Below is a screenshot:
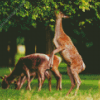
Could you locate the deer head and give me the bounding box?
[8,68,20,89]
[55,11,69,19]
[0,74,9,89]
[0,76,4,79]
[1,75,9,89]
[0,68,16,89]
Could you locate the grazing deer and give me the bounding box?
[9,54,62,91]
[1,53,62,91]
[48,11,86,95]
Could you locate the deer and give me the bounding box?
[1,53,62,91]
[9,54,62,91]
[48,10,86,96]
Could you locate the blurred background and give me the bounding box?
[0,0,100,74]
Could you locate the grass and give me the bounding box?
[0,63,100,100]
[15,53,25,65]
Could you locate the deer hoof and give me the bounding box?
[38,89,41,92]
[16,88,20,90]
[26,86,31,90]
[66,92,70,96]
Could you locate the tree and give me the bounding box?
[0,0,100,44]
[0,0,100,73]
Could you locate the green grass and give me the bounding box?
[15,53,25,65]
[0,63,100,100]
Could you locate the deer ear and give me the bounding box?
[54,10,60,14]
[0,76,4,80]
[14,81,17,84]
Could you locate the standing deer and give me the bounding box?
[48,11,86,95]
[1,53,62,91]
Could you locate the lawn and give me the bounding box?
[0,63,100,100]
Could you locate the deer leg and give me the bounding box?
[70,67,81,96]
[45,71,52,91]
[18,76,26,89]
[49,46,65,68]
[16,72,36,90]
[23,65,31,90]
[38,69,45,91]
[40,71,45,89]
[66,67,76,96]
[15,76,22,89]
[59,73,62,90]
[30,72,36,82]
[38,72,42,91]
[25,72,36,89]
[51,68,62,90]
[73,73,81,96]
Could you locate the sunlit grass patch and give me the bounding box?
[14,90,100,100]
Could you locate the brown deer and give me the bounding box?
[9,54,62,91]
[48,11,86,95]
[1,53,62,91]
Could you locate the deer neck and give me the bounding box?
[6,68,18,83]
[55,18,65,38]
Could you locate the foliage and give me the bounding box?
[0,0,100,49]
[0,0,100,30]
[16,36,25,45]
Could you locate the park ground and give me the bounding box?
[0,63,100,100]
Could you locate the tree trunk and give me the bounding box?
[45,26,54,54]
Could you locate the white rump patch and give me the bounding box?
[83,62,86,70]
